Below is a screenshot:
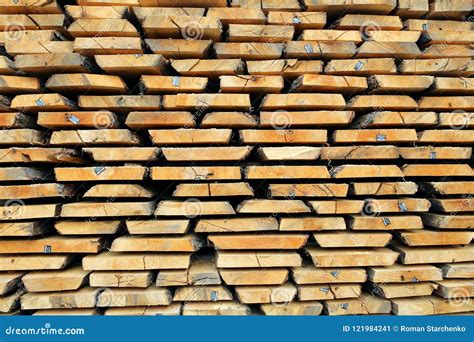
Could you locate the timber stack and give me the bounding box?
[0,0,473,316]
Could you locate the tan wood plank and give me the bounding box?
[182,302,250,315]
[126,219,190,235]
[394,244,474,264]
[155,200,235,216]
[292,266,366,284]
[324,58,396,75]
[50,129,141,146]
[280,217,346,231]
[260,110,354,127]
[151,166,241,180]
[306,247,399,267]
[0,273,24,295]
[216,251,302,268]
[369,282,435,298]
[368,265,443,283]
[174,286,232,302]
[0,203,58,221]
[351,182,418,196]
[209,234,308,250]
[142,16,222,40]
[392,296,474,315]
[171,59,244,77]
[55,221,120,235]
[0,222,49,237]
[313,232,392,247]
[299,284,361,300]
[422,213,474,229]
[14,53,94,76]
[0,255,71,271]
[309,200,364,214]
[346,95,418,110]
[111,235,203,252]
[95,54,168,77]
[402,164,472,177]
[146,39,212,58]
[126,111,195,128]
[201,112,257,128]
[246,165,330,179]
[400,230,473,246]
[140,75,208,94]
[321,146,399,159]
[38,111,119,129]
[236,199,311,214]
[441,263,474,279]
[0,183,73,200]
[262,301,323,315]
[84,184,155,198]
[0,236,103,254]
[173,182,254,197]
[269,183,348,197]
[97,287,172,307]
[400,147,472,160]
[195,217,278,233]
[22,267,90,292]
[163,146,251,161]
[240,129,327,144]
[55,166,146,181]
[220,269,288,285]
[235,283,296,304]
[79,95,161,113]
[73,37,142,56]
[214,42,283,60]
[349,215,423,230]
[324,294,391,315]
[83,252,191,270]
[247,59,323,77]
[46,73,127,94]
[105,304,181,316]
[61,201,155,218]
[285,41,356,59]
[331,165,404,178]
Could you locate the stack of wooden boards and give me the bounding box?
[0,0,473,316]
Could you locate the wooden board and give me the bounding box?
[292,267,367,284]
[394,245,474,264]
[22,267,90,292]
[195,217,278,233]
[209,234,308,250]
[90,271,153,288]
[367,265,443,283]
[216,251,302,268]
[82,252,191,270]
[306,247,399,267]
[392,296,474,315]
[21,288,99,310]
[97,288,172,307]
[220,269,288,285]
